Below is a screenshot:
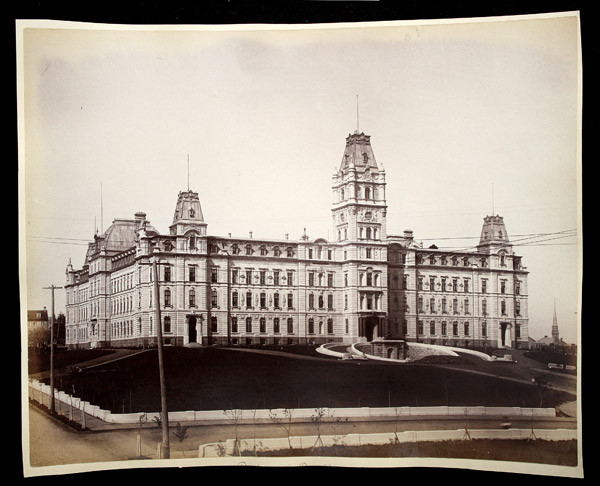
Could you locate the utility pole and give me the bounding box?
[43,284,62,415]
[152,257,170,459]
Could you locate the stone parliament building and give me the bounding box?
[65,131,529,350]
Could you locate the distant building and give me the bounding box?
[65,130,529,350]
[28,308,49,330]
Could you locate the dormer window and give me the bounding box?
[189,208,195,218]
[245,245,253,256]
[232,244,240,255]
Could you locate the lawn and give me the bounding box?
[244,439,578,466]
[28,347,116,375]
[41,347,575,414]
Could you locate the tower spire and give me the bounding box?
[552,298,560,345]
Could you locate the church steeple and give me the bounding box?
[552,299,560,345]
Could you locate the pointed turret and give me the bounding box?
[552,299,560,345]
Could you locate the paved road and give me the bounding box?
[26,402,577,467]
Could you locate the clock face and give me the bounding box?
[364,211,373,221]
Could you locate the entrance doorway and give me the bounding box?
[188,317,197,344]
[365,316,378,341]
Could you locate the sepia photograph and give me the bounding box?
[17,9,582,478]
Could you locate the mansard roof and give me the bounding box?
[339,132,382,173]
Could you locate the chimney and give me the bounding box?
[135,212,146,223]
[403,229,414,239]
[249,231,253,238]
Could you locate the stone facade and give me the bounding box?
[65,131,529,350]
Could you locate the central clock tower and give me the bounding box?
[332,131,389,342]
[331,131,387,244]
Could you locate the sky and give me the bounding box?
[18,14,581,343]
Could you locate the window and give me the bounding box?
[482,321,487,337]
[232,317,238,333]
[453,298,459,314]
[429,255,436,265]
[366,227,372,239]
[418,297,424,313]
[246,291,253,308]
[211,316,218,333]
[164,316,172,333]
[273,246,281,257]
[328,273,334,287]
[260,246,268,256]
[452,322,459,336]
[259,318,266,333]
[308,318,315,334]
[418,277,423,290]
[515,301,521,316]
[274,292,280,308]
[402,276,408,290]
[287,318,294,334]
[246,270,252,284]
[327,319,334,334]
[211,267,218,283]
[287,293,293,309]
[328,249,333,260]
[189,289,195,307]
[274,271,280,286]
[463,256,469,267]
[367,295,374,310]
[441,321,447,336]
[515,324,521,338]
[481,279,487,294]
[286,247,294,257]
[501,300,507,315]
[441,256,447,266]
[232,244,240,255]
[429,277,435,290]
[344,273,348,287]
[430,321,436,335]
[308,248,313,259]
[309,272,315,287]
[245,317,252,333]
[480,257,488,268]
[164,288,171,307]
[211,289,218,308]
[365,187,371,199]
[515,281,521,295]
[232,269,238,284]
[366,273,373,287]
[344,294,348,310]
[327,294,334,310]
[189,236,196,250]
[232,291,239,307]
[274,318,280,333]
[418,320,424,335]
[318,294,324,309]
[309,294,315,309]
[464,279,469,293]
[500,281,506,294]
[366,248,372,259]
[430,298,436,313]
[464,322,469,336]
[189,266,196,282]
[260,292,266,309]
[441,277,447,292]
[482,299,487,315]
[260,271,266,285]
[245,245,253,256]
[442,298,447,314]
[345,319,349,334]
[164,266,171,282]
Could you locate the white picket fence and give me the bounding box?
[28,378,556,427]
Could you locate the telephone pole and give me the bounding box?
[43,284,62,415]
[152,257,170,458]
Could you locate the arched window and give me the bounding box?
[365,187,371,200]
[318,294,324,309]
[366,227,372,239]
[340,188,345,201]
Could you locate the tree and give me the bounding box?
[269,408,295,451]
[172,422,189,458]
[310,408,326,455]
[223,408,243,456]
